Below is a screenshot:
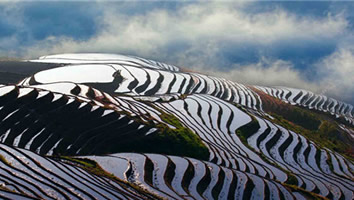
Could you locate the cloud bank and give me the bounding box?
[315,47,354,102]
[198,49,354,104]
[0,2,353,103]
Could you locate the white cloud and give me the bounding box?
[191,57,320,93]
[193,48,354,104]
[22,2,348,60]
[315,47,354,103]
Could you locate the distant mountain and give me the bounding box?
[0,53,352,199]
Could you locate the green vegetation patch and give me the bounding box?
[285,174,298,186]
[0,154,11,166]
[106,108,210,161]
[236,115,260,142]
[60,156,114,178]
[275,106,321,130]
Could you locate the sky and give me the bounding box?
[0,1,353,104]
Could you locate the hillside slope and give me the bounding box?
[0,53,352,199]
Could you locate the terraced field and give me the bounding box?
[255,86,354,125]
[0,53,353,199]
[84,153,307,200]
[0,144,157,199]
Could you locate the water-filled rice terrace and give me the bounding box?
[0,53,353,199]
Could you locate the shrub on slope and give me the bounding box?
[103,110,210,161]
